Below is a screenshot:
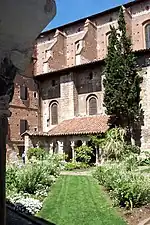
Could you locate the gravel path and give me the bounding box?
[61,168,96,176]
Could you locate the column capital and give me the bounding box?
[71,141,75,147]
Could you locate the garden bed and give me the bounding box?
[122,204,150,225]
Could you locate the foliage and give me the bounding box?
[64,161,88,171]
[6,164,18,191]
[27,147,47,160]
[6,153,64,211]
[91,128,140,161]
[93,163,150,210]
[123,153,139,171]
[137,151,150,166]
[103,7,142,134]
[75,145,93,164]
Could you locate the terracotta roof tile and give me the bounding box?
[23,115,110,137]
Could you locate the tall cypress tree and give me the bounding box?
[103,7,142,141]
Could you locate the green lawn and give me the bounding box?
[38,176,127,225]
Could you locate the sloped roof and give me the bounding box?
[22,115,110,137]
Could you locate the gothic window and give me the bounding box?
[145,24,150,49]
[89,97,97,115]
[51,103,58,125]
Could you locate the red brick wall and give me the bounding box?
[8,64,40,154]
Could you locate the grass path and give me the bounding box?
[38,176,127,225]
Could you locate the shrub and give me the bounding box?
[75,145,93,164]
[91,128,141,162]
[123,153,139,171]
[8,194,42,215]
[6,164,18,191]
[64,161,88,171]
[137,151,150,166]
[91,128,126,161]
[6,154,63,198]
[27,148,47,160]
[93,163,150,210]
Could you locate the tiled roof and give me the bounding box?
[23,115,110,137]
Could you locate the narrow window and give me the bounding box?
[89,72,93,80]
[20,86,27,100]
[20,120,28,134]
[33,92,37,98]
[145,24,150,49]
[89,97,97,115]
[51,103,58,125]
[76,42,80,50]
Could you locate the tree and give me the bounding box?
[103,7,142,142]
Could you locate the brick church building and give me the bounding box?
[7,0,150,161]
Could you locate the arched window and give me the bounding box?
[51,103,58,125]
[89,97,97,115]
[145,24,150,49]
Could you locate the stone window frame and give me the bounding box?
[106,31,111,48]
[86,94,98,116]
[49,100,59,126]
[143,20,150,49]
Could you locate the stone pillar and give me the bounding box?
[95,147,99,165]
[24,135,32,162]
[71,141,75,162]
[49,142,54,154]
[57,141,64,154]
[0,96,11,225]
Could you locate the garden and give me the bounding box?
[6,151,65,215]
[6,127,150,225]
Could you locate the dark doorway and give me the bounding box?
[75,140,82,147]
[18,146,25,157]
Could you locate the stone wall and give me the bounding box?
[40,64,104,132]
[140,61,150,150]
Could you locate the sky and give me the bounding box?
[44,0,133,31]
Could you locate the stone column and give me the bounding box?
[49,142,54,154]
[57,141,64,154]
[71,141,75,162]
[0,95,11,225]
[95,147,99,165]
[24,135,32,163]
